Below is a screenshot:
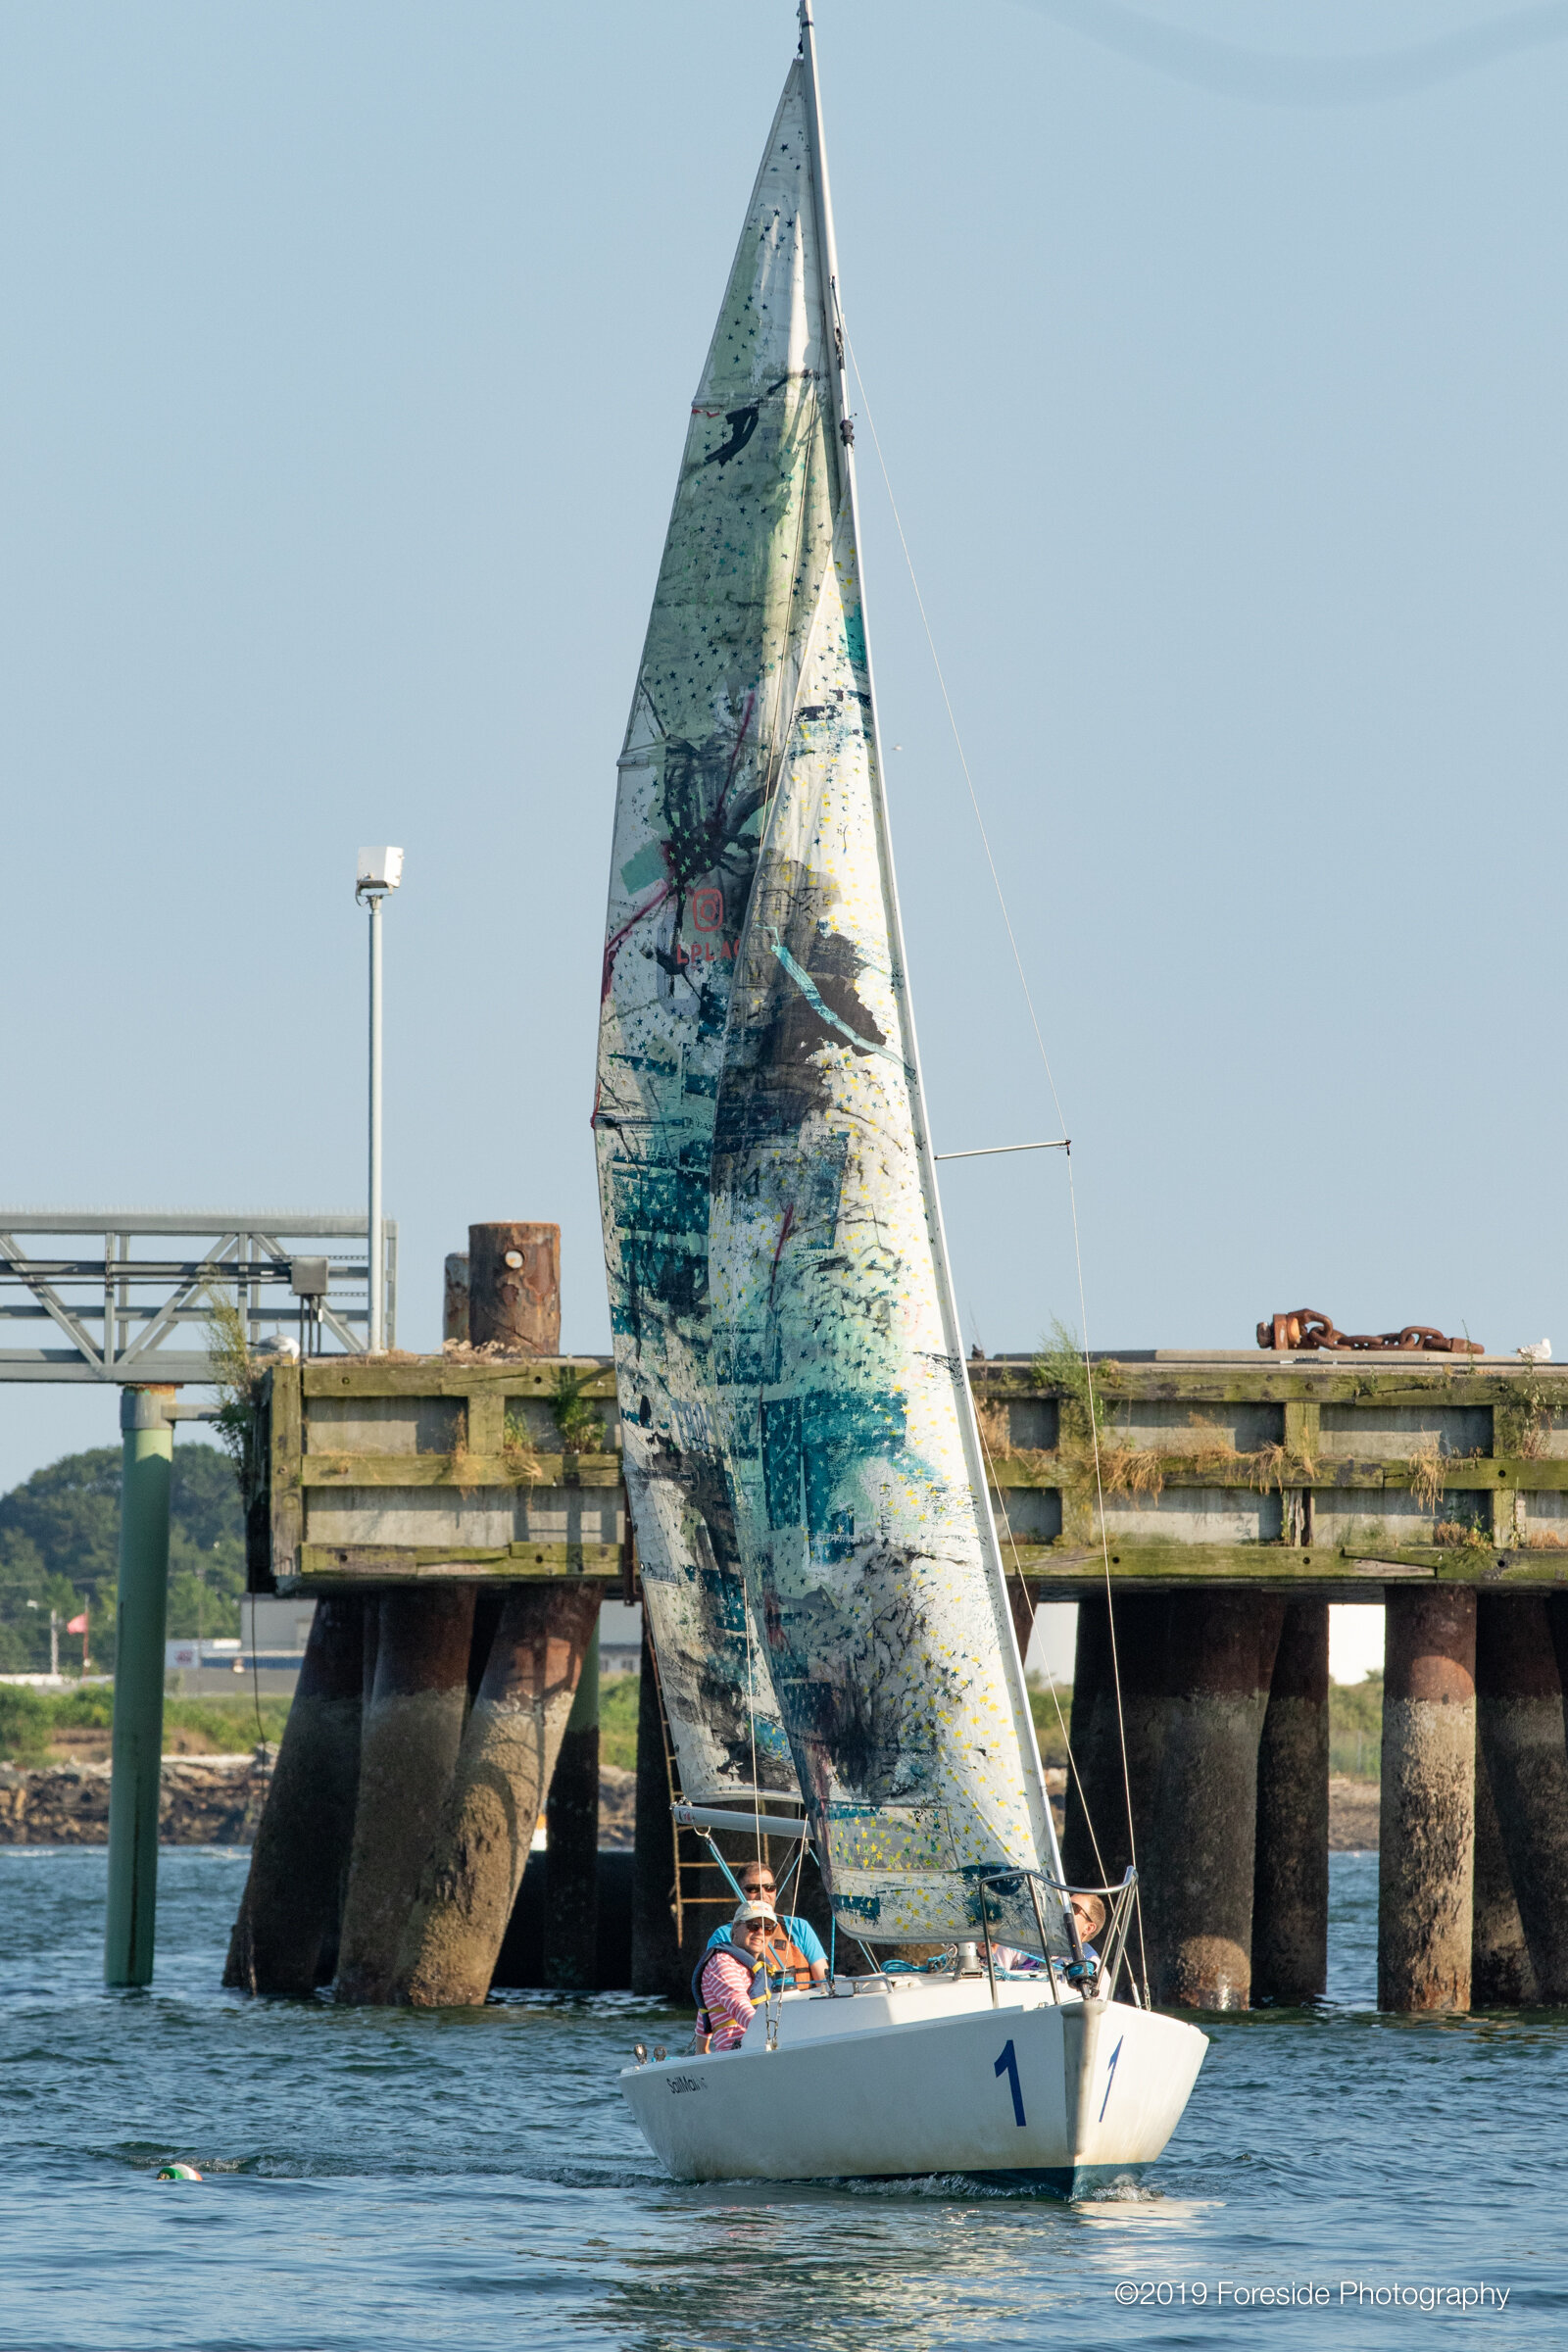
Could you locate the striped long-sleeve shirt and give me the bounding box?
[699,1947,757,2051]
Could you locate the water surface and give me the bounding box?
[0,1848,1561,2349]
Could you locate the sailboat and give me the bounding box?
[596,2,1206,2192]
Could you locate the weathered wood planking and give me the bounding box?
[974,1350,1568,1594]
[264,1349,1568,1592]
[268,1358,627,1591]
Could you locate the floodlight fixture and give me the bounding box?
[356,845,404,899]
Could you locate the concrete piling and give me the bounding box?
[1474,1594,1568,2002]
[1149,1593,1282,2010]
[1061,1593,1170,1923]
[1252,1600,1330,2005]
[544,1611,601,1990]
[1060,1596,1119,1886]
[1109,1594,1173,1883]
[335,1586,477,2003]
[1378,1590,1476,2013]
[1472,1731,1539,2006]
[467,1222,561,1353]
[223,1595,365,1995]
[393,1581,601,2006]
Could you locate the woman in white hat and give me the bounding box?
[696,1902,777,2051]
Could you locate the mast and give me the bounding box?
[795,3,1061,1868]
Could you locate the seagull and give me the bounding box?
[1518,1339,1552,1363]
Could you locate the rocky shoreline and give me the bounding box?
[1329,1776,1379,1851]
[0,1758,1381,1852]
[0,1756,642,1849]
[0,1756,272,1845]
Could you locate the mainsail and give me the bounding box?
[594,55,843,1799]
[708,9,1068,1953]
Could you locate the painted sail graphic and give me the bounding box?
[594,60,842,1800]
[708,39,1066,1953]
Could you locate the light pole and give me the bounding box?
[24,1600,60,1676]
[355,848,404,1353]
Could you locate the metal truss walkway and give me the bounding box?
[0,1208,397,1384]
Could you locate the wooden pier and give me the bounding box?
[223,1314,1568,2016]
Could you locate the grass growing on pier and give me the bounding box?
[599,1673,639,1772]
[1027,1682,1072,1769]
[0,1686,291,1767]
[1330,1671,1383,1781]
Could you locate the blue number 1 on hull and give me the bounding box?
[994,2038,1026,2128]
[1099,2035,1124,2122]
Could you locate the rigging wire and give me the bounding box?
[973,1407,1108,1895]
[846,332,1151,2000]
[740,1579,790,2039]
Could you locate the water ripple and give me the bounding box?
[1,1848,1563,2350]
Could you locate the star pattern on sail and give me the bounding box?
[595,63,842,1802]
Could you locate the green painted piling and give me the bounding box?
[105,1387,174,1986]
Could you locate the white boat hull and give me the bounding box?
[620,1980,1207,2193]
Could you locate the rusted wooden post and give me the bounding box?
[335,1586,477,2003]
[1251,1600,1330,2005]
[1379,1589,1475,2013]
[395,1582,600,2005]
[544,1607,601,1989]
[1474,1594,1568,2002]
[1149,1593,1282,2010]
[223,1595,365,1995]
[468,1223,560,1353]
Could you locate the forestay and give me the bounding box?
[707,11,1066,1954]
[594,60,841,1800]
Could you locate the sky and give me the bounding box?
[3,3,1564,1687]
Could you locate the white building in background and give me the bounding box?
[165,1596,319,1695]
[163,1595,648,1693]
[597,1600,642,1676]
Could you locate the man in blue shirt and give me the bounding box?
[703,1859,829,1984]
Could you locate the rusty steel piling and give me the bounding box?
[335,1587,477,2003]
[1474,1594,1568,2003]
[1379,1590,1476,2013]
[395,1582,601,2006]
[1252,1601,1330,2006]
[1149,1593,1282,2009]
[224,1595,365,1995]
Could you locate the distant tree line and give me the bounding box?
[0,1443,245,1672]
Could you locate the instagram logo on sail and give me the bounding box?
[676,886,735,962]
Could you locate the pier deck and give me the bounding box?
[262,1348,1568,1596]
